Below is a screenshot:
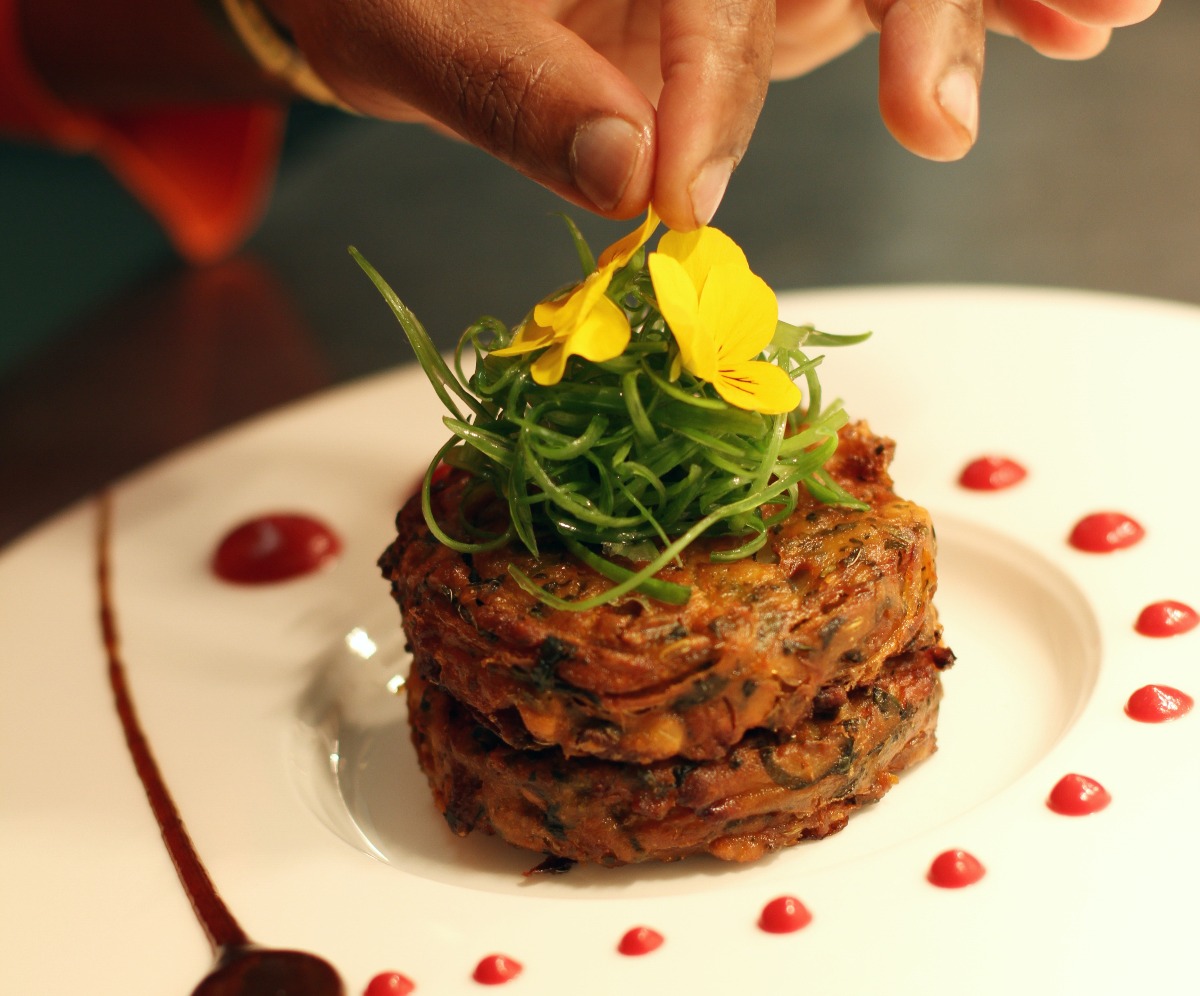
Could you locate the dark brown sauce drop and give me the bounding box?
[96,495,343,995]
[190,947,343,996]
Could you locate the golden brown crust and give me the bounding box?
[407,647,945,865]
[380,422,940,763]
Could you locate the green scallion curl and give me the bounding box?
[351,226,869,610]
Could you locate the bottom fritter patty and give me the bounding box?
[408,646,947,865]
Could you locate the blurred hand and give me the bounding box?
[268,0,1160,231]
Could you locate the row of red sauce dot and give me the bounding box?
[951,460,1197,826]
[211,453,1197,993]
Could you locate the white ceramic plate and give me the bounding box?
[3,286,1198,995]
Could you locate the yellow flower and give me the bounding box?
[491,211,659,385]
[648,227,801,414]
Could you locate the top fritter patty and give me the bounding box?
[380,422,939,763]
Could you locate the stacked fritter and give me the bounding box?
[380,423,954,865]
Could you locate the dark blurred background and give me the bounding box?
[2,5,1196,546]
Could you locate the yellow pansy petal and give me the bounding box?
[489,320,556,356]
[535,269,612,333]
[714,360,802,414]
[648,251,717,381]
[597,208,660,269]
[527,297,630,384]
[532,293,568,331]
[560,295,631,364]
[530,342,570,385]
[697,263,778,363]
[656,226,748,297]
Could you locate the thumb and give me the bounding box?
[278,0,657,218]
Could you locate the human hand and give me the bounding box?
[839,1,1162,166]
[266,0,1160,232]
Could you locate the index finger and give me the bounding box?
[652,0,776,231]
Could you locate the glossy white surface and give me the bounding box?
[3,286,1198,994]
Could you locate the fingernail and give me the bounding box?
[689,158,734,227]
[570,117,646,212]
[937,67,979,144]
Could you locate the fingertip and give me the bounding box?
[993,1,1116,59]
[876,1,984,162]
[1032,27,1113,61]
[569,116,655,215]
[652,157,734,232]
[649,194,695,234]
[650,157,734,233]
[934,66,980,154]
[650,85,748,230]
[879,69,980,163]
[688,159,734,227]
[1041,0,1160,29]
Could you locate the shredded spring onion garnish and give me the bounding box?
[352,212,869,609]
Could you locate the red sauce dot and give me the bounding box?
[405,462,452,503]
[1135,600,1199,638]
[212,513,341,584]
[959,456,1027,491]
[364,972,416,996]
[472,955,522,986]
[758,895,812,934]
[1047,773,1111,816]
[1126,684,1194,723]
[1067,512,1144,553]
[618,926,664,956]
[927,849,986,888]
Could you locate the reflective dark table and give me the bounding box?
[2,6,1197,548]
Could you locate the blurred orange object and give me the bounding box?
[0,0,284,262]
